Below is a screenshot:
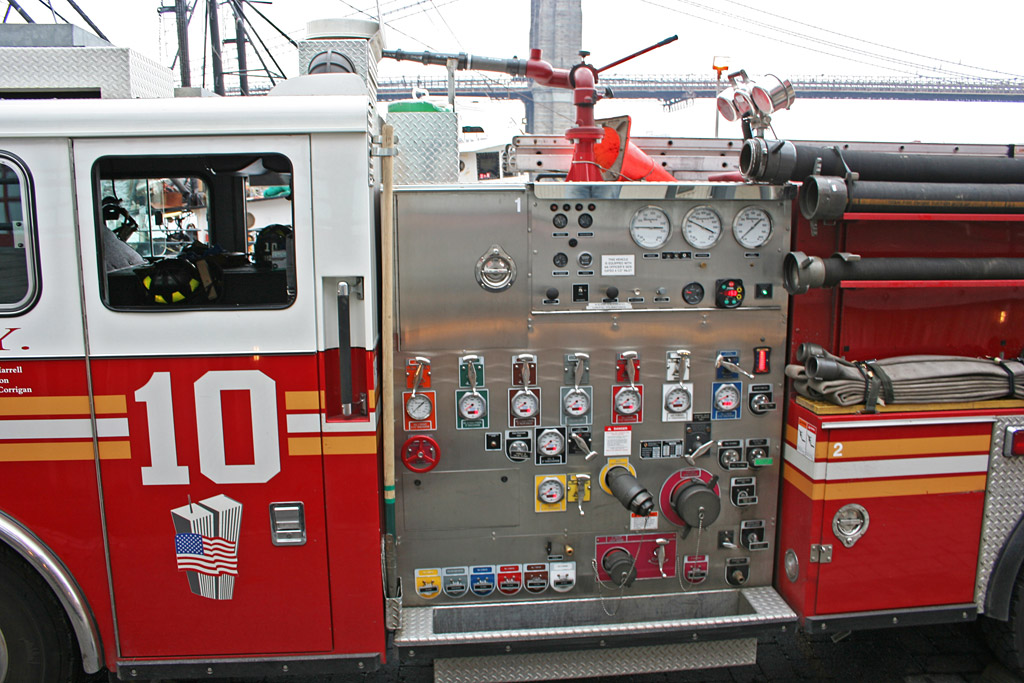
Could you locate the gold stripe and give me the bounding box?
[285,391,323,411]
[288,434,378,456]
[833,434,990,459]
[783,465,826,500]
[0,440,129,462]
[0,394,127,417]
[285,390,379,412]
[824,474,987,499]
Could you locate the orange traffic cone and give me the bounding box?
[595,116,675,182]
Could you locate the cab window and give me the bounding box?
[0,154,39,314]
[94,153,295,310]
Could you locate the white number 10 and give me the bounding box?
[137,370,281,486]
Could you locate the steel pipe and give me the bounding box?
[784,251,1024,294]
[741,138,1024,185]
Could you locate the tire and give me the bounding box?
[983,567,1024,676]
[0,547,83,683]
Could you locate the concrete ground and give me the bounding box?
[128,620,1023,683]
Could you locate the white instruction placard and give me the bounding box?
[601,254,635,277]
[630,511,659,530]
[797,418,817,461]
[604,425,632,456]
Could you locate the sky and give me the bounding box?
[7,0,1024,144]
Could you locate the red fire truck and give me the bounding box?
[1,18,1023,683]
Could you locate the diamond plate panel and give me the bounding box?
[297,39,379,101]
[395,586,794,647]
[976,417,1024,611]
[0,47,172,98]
[389,112,459,185]
[434,638,757,683]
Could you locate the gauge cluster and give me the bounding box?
[532,188,789,312]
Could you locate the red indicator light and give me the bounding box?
[754,347,771,374]
[1011,427,1024,457]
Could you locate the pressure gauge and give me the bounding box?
[614,387,642,416]
[732,206,773,248]
[458,392,488,420]
[682,206,723,249]
[511,390,540,419]
[537,429,566,456]
[714,384,740,412]
[664,386,692,414]
[562,388,591,417]
[537,477,566,504]
[405,394,433,421]
[628,206,672,250]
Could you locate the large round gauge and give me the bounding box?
[405,394,433,421]
[682,206,723,249]
[537,429,566,456]
[537,477,566,504]
[458,392,487,420]
[510,390,540,419]
[732,206,773,248]
[714,384,740,412]
[628,206,672,250]
[562,388,591,417]
[664,386,692,414]
[614,387,642,416]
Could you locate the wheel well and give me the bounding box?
[987,513,1024,622]
[0,511,104,674]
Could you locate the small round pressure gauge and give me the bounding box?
[537,477,566,504]
[405,394,433,421]
[511,390,540,419]
[714,384,741,412]
[458,392,487,420]
[629,206,672,250]
[682,282,705,305]
[664,386,692,414]
[732,206,773,248]
[537,429,566,456]
[614,387,642,416]
[682,206,723,249]
[562,388,591,417]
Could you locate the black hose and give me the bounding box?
[784,252,1024,293]
[800,176,1024,220]
[742,138,1022,185]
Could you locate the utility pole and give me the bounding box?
[208,0,225,95]
[229,0,248,95]
[175,0,192,87]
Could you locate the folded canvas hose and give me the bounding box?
[787,346,1024,413]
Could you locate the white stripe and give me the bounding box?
[783,443,827,480]
[286,412,379,434]
[821,416,998,430]
[0,417,128,439]
[825,454,989,480]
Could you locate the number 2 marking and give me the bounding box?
[137,370,281,485]
[832,442,844,458]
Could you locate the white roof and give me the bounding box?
[0,91,370,138]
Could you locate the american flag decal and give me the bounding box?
[170,495,243,600]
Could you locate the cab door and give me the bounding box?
[72,135,331,657]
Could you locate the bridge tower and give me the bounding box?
[528,0,582,134]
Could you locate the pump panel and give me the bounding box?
[392,183,792,628]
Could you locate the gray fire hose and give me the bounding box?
[788,346,1024,412]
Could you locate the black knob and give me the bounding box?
[601,548,637,587]
[605,466,654,516]
[606,286,619,300]
[545,287,559,300]
[670,477,721,530]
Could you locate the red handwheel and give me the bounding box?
[401,435,441,473]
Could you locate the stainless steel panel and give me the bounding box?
[402,469,521,531]
[395,188,529,351]
[390,113,460,185]
[977,417,1024,611]
[433,639,758,682]
[392,183,790,641]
